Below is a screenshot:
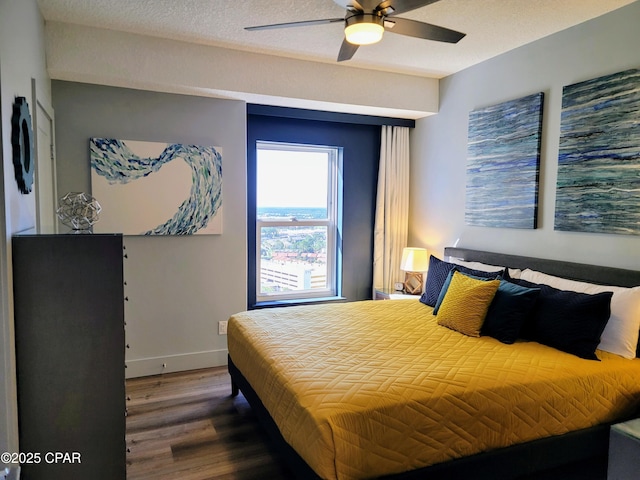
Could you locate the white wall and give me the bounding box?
[410,1,640,270]
[0,0,51,456]
[51,81,247,378]
[44,21,439,120]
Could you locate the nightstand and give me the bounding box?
[374,288,421,300]
[608,418,640,479]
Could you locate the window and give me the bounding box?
[247,105,402,309]
[256,142,341,302]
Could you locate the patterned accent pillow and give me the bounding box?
[436,271,501,337]
[420,255,503,307]
[433,268,514,316]
[420,256,455,307]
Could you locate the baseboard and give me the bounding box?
[125,349,228,378]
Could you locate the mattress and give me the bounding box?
[227,299,640,480]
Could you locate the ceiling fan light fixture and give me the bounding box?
[345,15,384,45]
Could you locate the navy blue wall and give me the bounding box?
[247,108,383,307]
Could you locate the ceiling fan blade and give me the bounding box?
[384,17,465,43]
[337,39,359,61]
[377,0,441,16]
[246,18,344,31]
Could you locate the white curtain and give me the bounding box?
[373,125,410,295]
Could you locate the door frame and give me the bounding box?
[31,78,58,233]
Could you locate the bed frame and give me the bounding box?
[229,248,640,479]
[444,247,640,288]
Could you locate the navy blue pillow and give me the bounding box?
[482,280,541,344]
[512,279,612,360]
[420,256,503,307]
[420,256,454,307]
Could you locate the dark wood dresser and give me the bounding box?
[12,232,125,480]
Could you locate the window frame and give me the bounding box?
[255,141,341,303]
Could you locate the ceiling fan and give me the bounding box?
[245,0,466,62]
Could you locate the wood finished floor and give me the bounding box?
[125,366,294,480]
[126,366,608,480]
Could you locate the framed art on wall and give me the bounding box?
[90,138,223,235]
[465,92,544,229]
[555,68,640,235]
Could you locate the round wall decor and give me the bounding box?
[11,96,35,194]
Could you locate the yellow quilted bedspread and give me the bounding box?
[227,300,640,480]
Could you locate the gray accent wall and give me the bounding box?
[410,1,640,271]
[52,81,247,377]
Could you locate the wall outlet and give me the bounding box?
[218,320,228,335]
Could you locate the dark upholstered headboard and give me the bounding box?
[444,247,640,288]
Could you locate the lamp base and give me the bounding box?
[403,272,424,295]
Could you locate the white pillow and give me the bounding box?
[450,259,522,279]
[506,268,523,280]
[520,269,640,359]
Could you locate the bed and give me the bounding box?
[227,248,640,479]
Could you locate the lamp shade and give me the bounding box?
[400,247,429,272]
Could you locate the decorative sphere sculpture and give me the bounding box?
[56,192,102,231]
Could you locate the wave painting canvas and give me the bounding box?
[465,93,544,229]
[90,138,222,235]
[555,68,640,235]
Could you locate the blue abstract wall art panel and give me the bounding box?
[465,92,544,229]
[90,138,223,235]
[555,68,640,235]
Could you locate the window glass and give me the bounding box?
[256,142,339,301]
[257,148,328,219]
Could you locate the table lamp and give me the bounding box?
[400,247,429,295]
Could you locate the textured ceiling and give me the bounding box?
[37,0,636,78]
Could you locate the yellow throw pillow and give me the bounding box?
[437,271,501,337]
